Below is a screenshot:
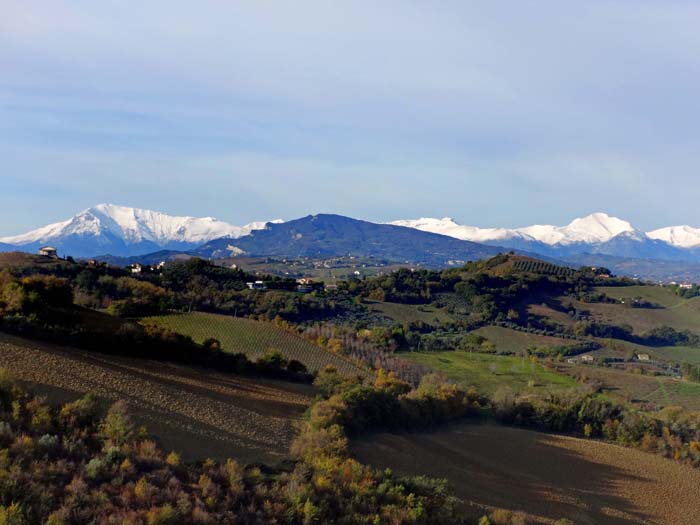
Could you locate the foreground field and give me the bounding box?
[144,312,364,375]
[404,350,577,396]
[0,332,313,463]
[352,423,700,525]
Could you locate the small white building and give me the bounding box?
[129,263,143,274]
[636,353,651,362]
[580,354,595,363]
[246,281,267,290]
[38,246,58,258]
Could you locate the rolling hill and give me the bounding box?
[144,312,365,376]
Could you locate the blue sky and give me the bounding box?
[2,1,700,234]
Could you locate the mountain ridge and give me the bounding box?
[0,204,279,258]
[390,213,700,261]
[4,205,700,269]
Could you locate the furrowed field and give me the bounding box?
[352,423,700,525]
[144,311,364,376]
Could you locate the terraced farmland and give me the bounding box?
[144,312,365,376]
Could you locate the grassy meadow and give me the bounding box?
[403,350,576,396]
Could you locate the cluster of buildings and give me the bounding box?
[128,262,167,274]
[245,277,331,293]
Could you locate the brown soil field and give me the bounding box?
[0,332,313,464]
[352,423,700,525]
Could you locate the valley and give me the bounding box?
[3,248,700,523]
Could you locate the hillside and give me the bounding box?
[353,423,700,525]
[144,312,365,376]
[0,332,312,463]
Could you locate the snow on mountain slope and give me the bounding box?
[0,204,279,256]
[389,217,529,243]
[647,225,700,249]
[391,213,640,246]
[521,213,640,245]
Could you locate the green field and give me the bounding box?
[144,312,365,376]
[595,285,684,308]
[365,301,454,324]
[566,288,700,335]
[569,364,700,411]
[471,325,576,354]
[646,379,700,411]
[588,338,700,364]
[403,350,576,396]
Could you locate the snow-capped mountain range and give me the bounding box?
[0,204,279,257]
[390,213,700,260]
[3,204,700,263]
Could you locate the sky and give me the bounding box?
[2,1,700,235]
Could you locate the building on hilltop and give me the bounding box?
[246,281,267,290]
[38,246,58,258]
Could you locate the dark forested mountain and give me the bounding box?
[195,214,504,266]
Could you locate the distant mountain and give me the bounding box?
[195,214,503,266]
[647,225,700,249]
[8,205,700,278]
[391,213,700,262]
[0,204,278,258]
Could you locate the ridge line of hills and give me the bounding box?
[4,205,700,282]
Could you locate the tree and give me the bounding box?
[99,401,135,447]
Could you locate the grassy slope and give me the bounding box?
[556,286,700,336]
[365,300,454,324]
[595,285,684,308]
[566,364,700,411]
[471,325,575,353]
[144,312,364,376]
[403,351,576,396]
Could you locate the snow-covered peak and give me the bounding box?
[565,213,637,242]
[391,212,641,246]
[0,204,278,247]
[534,212,639,245]
[389,217,527,242]
[647,225,700,249]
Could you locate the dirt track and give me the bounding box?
[353,423,700,525]
[0,333,313,463]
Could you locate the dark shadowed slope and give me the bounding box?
[0,332,313,463]
[353,423,700,525]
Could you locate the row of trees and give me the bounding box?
[494,388,700,468]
